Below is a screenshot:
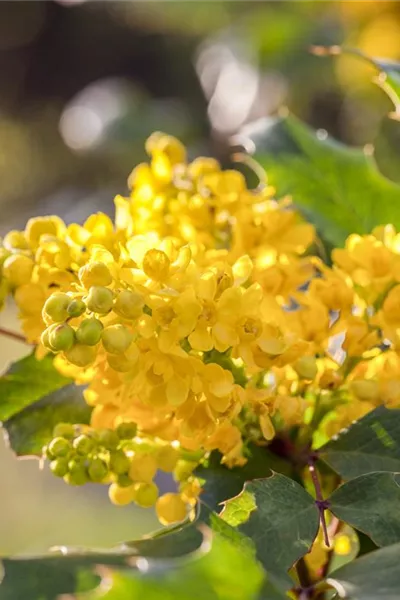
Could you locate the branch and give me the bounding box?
[0,326,29,344]
[308,454,330,548]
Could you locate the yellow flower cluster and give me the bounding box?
[2,132,400,523]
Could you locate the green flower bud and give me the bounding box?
[173,460,197,482]
[116,421,137,440]
[73,434,95,456]
[43,292,70,322]
[116,474,133,488]
[113,289,144,320]
[79,262,112,289]
[50,458,69,477]
[88,457,109,482]
[109,450,130,475]
[98,429,119,450]
[133,482,159,508]
[49,323,75,352]
[67,299,86,318]
[48,437,71,458]
[41,324,58,350]
[76,318,103,346]
[102,324,133,354]
[86,286,114,314]
[64,343,96,367]
[64,470,88,486]
[53,422,75,439]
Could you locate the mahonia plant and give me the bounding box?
[3,123,400,599]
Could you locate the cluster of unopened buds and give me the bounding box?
[2,131,400,525]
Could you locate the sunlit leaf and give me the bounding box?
[220,474,319,590]
[239,113,400,247]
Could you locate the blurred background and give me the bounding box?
[1,0,400,555]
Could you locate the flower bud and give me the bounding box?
[3,230,29,251]
[157,445,179,472]
[53,423,75,439]
[113,289,144,320]
[43,292,70,322]
[50,458,69,477]
[85,286,114,314]
[156,493,187,525]
[3,254,34,287]
[49,323,75,352]
[64,461,88,486]
[108,483,136,506]
[319,369,343,391]
[293,356,318,380]
[133,482,159,508]
[48,437,71,458]
[64,343,96,367]
[142,249,170,282]
[76,318,103,346]
[88,458,109,482]
[116,474,134,488]
[79,262,112,288]
[73,434,95,456]
[129,453,157,483]
[109,450,130,475]
[350,379,380,402]
[102,324,133,354]
[67,299,86,318]
[98,429,119,450]
[173,460,197,482]
[116,421,137,440]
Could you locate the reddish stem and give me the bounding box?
[308,455,330,548]
[0,326,29,344]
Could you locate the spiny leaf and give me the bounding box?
[327,542,400,599]
[220,473,320,590]
[329,472,400,547]
[311,45,400,120]
[197,445,292,512]
[320,406,400,480]
[239,113,400,247]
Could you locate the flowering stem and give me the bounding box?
[308,454,330,548]
[0,326,29,344]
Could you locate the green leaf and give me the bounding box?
[242,113,400,247]
[0,352,91,456]
[220,473,319,589]
[312,46,400,120]
[320,406,400,480]
[0,352,71,421]
[327,542,400,599]
[329,472,400,547]
[0,515,267,600]
[81,533,265,600]
[197,445,292,512]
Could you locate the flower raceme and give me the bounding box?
[2,132,400,524]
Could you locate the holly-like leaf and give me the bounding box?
[320,406,400,480]
[0,352,91,456]
[312,45,400,120]
[0,352,71,421]
[220,473,319,589]
[329,472,400,548]
[238,113,400,247]
[327,542,400,599]
[197,445,292,512]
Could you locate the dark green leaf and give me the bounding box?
[3,384,91,456]
[329,472,400,547]
[220,473,319,589]
[320,406,400,480]
[327,542,400,599]
[197,445,292,512]
[0,352,71,421]
[242,113,400,247]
